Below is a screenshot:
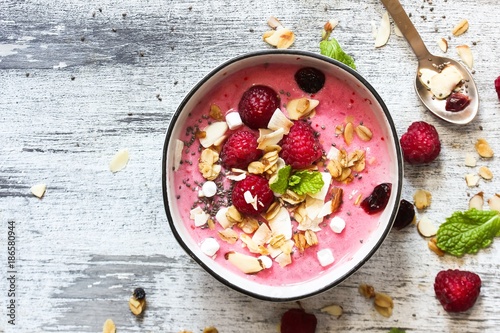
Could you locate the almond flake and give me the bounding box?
[413,189,432,209]
[199,122,228,148]
[456,44,473,70]
[374,11,390,48]
[30,183,47,198]
[321,304,343,318]
[464,152,477,167]
[109,148,129,172]
[437,37,448,53]
[286,98,319,120]
[218,228,239,244]
[263,17,295,49]
[225,251,264,274]
[488,194,500,211]
[429,65,463,99]
[469,192,484,210]
[417,215,438,237]
[465,174,480,187]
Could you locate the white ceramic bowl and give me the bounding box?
[162,50,403,301]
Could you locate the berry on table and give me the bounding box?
[280,308,317,333]
[434,269,481,312]
[238,85,280,129]
[220,130,262,169]
[279,120,323,169]
[231,174,274,215]
[294,67,326,94]
[400,121,441,164]
[495,76,500,100]
[392,199,415,230]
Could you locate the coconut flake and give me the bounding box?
[268,206,292,240]
[267,108,294,134]
[199,122,228,148]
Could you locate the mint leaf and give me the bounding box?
[389,329,406,333]
[269,165,291,194]
[320,38,356,70]
[436,209,500,257]
[288,170,324,196]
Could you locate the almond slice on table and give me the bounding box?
[437,38,448,53]
[263,17,295,49]
[374,11,390,48]
[488,194,500,211]
[469,192,484,210]
[413,189,431,210]
[456,45,473,70]
[417,215,438,237]
[30,183,47,198]
[321,304,343,318]
[102,319,116,333]
[109,148,129,172]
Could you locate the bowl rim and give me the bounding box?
[162,49,403,301]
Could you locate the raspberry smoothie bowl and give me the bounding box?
[162,50,403,301]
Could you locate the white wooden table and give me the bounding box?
[1,0,499,332]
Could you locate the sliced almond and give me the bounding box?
[374,292,394,309]
[374,303,393,318]
[321,304,343,318]
[478,166,493,180]
[418,68,437,89]
[487,193,500,212]
[129,297,146,315]
[225,251,264,274]
[263,17,295,49]
[452,19,469,36]
[218,228,239,244]
[464,152,477,167]
[437,38,448,53]
[417,215,438,238]
[109,148,129,172]
[429,65,463,99]
[286,98,319,120]
[30,183,47,198]
[413,189,432,210]
[469,191,484,210]
[102,319,116,333]
[475,138,494,158]
[456,44,473,70]
[374,11,390,48]
[199,122,228,148]
[428,237,445,257]
[465,174,480,187]
[393,24,403,37]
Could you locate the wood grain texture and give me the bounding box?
[1,0,500,332]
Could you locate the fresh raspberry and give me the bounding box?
[434,269,481,312]
[220,130,262,169]
[400,121,441,164]
[280,308,317,333]
[279,121,323,169]
[495,76,500,100]
[231,175,274,215]
[238,85,280,129]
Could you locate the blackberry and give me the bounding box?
[294,67,326,94]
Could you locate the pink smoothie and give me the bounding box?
[173,62,392,286]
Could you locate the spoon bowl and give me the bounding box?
[381,0,479,124]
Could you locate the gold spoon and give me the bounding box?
[381,0,479,124]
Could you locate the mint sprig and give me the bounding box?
[269,166,324,196]
[436,209,500,257]
[320,38,356,70]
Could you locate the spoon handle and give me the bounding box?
[380,0,431,61]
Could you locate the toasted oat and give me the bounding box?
[475,138,494,158]
[478,166,493,180]
[343,122,354,145]
[452,19,469,36]
[129,296,146,315]
[355,124,373,141]
[374,292,394,309]
[428,237,445,257]
[198,148,221,180]
[293,233,308,252]
[270,234,286,248]
[304,230,318,246]
[358,283,375,299]
[263,17,295,49]
[226,205,243,223]
[374,303,393,317]
[102,319,116,333]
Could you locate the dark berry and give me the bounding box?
[400,121,441,164]
[280,308,317,333]
[445,92,471,112]
[238,85,280,129]
[220,130,262,169]
[279,120,323,169]
[434,269,481,312]
[294,67,325,94]
[133,287,146,300]
[393,199,415,230]
[232,174,274,215]
[361,183,392,215]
